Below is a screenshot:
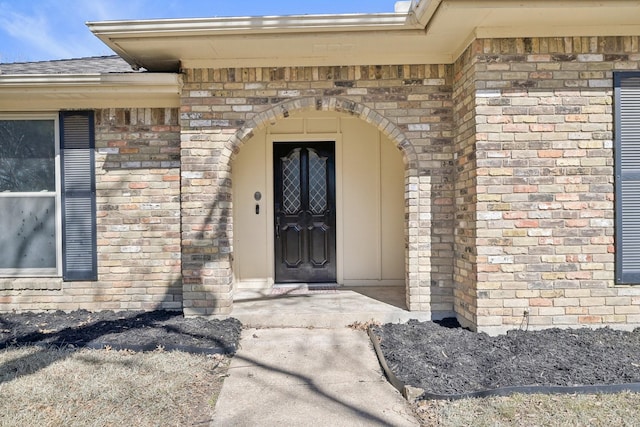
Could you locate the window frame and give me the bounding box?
[0,113,63,277]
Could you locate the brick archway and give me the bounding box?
[227,96,423,311]
[229,96,418,169]
[180,90,452,319]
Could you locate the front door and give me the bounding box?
[274,142,336,283]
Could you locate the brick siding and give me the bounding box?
[453,45,480,328]
[461,36,640,332]
[179,65,455,316]
[0,108,182,312]
[3,35,640,334]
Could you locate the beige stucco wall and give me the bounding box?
[232,127,269,285]
[232,111,405,288]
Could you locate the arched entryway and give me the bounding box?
[229,97,416,312]
[179,95,449,322]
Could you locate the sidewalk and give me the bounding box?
[211,327,419,426]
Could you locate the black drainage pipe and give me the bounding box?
[367,328,640,402]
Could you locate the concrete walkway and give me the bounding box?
[212,327,419,426]
[228,286,435,328]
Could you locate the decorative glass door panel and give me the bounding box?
[274,142,336,283]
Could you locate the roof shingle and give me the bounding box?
[0,56,140,75]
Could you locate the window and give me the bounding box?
[0,116,60,276]
[615,72,640,284]
[0,112,97,280]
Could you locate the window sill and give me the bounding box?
[0,278,63,291]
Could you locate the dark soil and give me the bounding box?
[0,310,241,354]
[371,319,640,397]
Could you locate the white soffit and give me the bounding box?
[87,13,424,70]
[87,0,640,71]
[426,0,640,59]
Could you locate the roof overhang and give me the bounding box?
[0,73,180,111]
[87,0,640,72]
[421,0,640,60]
[87,12,422,71]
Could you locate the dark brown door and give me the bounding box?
[274,142,336,283]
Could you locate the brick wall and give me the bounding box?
[453,45,480,328]
[179,65,456,316]
[468,36,640,332]
[0,108,182,312]
[5,37,640,332]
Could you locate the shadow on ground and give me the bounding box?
[0,310,241,385]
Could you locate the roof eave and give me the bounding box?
[83,0,640,72]
[87,12,418,71]
[86,12,413,36]
[0,73,181,111]
[410,0,443,28]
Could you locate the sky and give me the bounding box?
[0,0,401,63]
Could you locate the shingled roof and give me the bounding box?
[0,55,140,75]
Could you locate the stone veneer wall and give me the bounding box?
[179,65,456,316]
[0,108,182,312]
[468,36,640,333]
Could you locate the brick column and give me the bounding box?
[453,46,480,329]
[181,130,234,315]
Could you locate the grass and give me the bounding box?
[413,392,640,426]
[0,346,229,427]
[4,345,640,427]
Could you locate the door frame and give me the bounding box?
[266,133,344,285]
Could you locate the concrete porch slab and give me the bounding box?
[225,286,438,328]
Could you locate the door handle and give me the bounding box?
[276,217,280,239]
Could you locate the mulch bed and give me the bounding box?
[0,310,241,354]
[5,310,640,400]
[371,319,640,398]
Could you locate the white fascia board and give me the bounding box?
[409,0,443,28]
[87,13,411,37]
[0,73,181,110]
[0,73,179,87]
